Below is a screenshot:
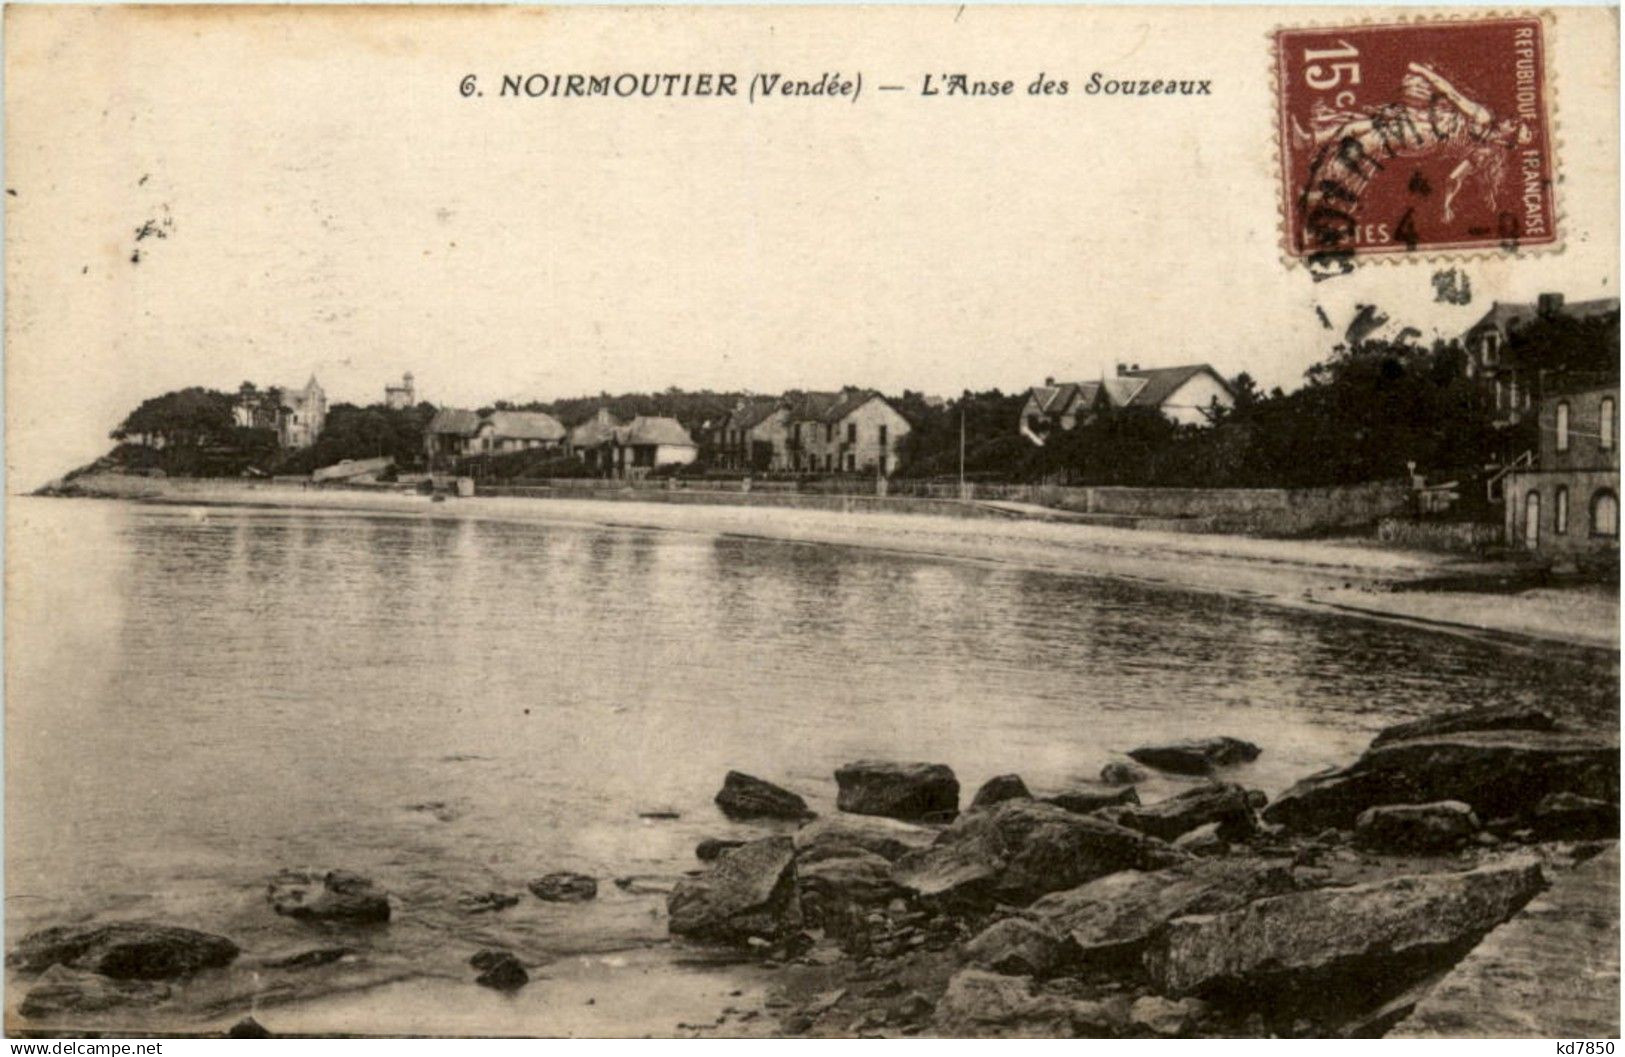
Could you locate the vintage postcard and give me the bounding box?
[4,3,1620,1042]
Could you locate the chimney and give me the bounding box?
[1116,363,1129,376]
[1044,376,1055,387]
[1538,292,1565,317]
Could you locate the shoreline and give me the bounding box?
[31,476,1619,654]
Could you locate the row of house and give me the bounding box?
[701,388,913,475]
[423,405,703,479]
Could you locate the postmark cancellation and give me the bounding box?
[1275,16,1557,275]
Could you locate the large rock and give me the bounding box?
[8,922,239,979]
[835,760,959,822]
[696,838,746,862]
[1129,995,1210,1037]
[962,918,1078,977]
[1145,858,1547,999]
[667,835,800,942]
[893,799,1188,905]
[1128,737,1261,776]
[18,966,171,1020]
[1527,792,1620,841]
[268,869,391,923]
[1043,783,1140,815]
[932,968,1121,1038]
[1371,705,1557,748]
[1354,801,1479,853]
[714,771,814,821]
[970,774,1032,810]
[1112,783,1257,842]
[793,813,937,863]
[796,846,900,926]
[1030,858,1297,966]
[1263,731,1619,834]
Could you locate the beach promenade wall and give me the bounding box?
[48,472,1411,537]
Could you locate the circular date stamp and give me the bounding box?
[1275,16,1557,279]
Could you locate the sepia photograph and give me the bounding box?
[3,3,1620,1042]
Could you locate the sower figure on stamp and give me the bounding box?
[1294,62,1531,223]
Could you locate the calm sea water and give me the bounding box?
[5,497,1618,1029]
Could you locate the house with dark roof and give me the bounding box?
[783,388,911,474]
[713,398,788,472]
[1460,292,1621,424]
[424,408,566,468]
[606,415,698,479]
[1019,364,1234,445]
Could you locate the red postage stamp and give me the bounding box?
[1275,16,1556,274]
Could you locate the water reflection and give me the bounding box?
[5,499,1616,1028]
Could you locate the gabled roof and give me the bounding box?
[1028,381,1105,415]
[727,399,782,431]
[481,410,566,441]
[616,415,696,448]
[786,391,842,421]
[1119,364,1231,409]
[426,408,482,436]
[1100,376,1146,406]
[824,389,884,422]
[1466,298,1621,337]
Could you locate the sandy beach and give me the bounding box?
[43,475,1620,653]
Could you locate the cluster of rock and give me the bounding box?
[671,712,1618,1037]
[8,857,611,1023]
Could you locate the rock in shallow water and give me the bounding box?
[1042,782,1139,815]
[1144,857,1547,1001]
[1111,783,1257,842]
[529,872,598,903]
[268,870,391,924]
[227,1017,273,1038]
[1128,737,1261,776]
[458,891,521,914]
[1263,731,1619,834]
[714,770,814,821]
[470,949,528,991]
[1527,792,1620,841]
[1100,760,1151,785]
[1370,704,1557,748]
[667,835,800,942]
[8,921,239,979]
[834,760,959,822]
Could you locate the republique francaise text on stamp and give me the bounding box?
[1276,16,1556,275]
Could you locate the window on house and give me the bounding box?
[1593,490,1619,538]
[1555,485,1569,535]
[846,422,857,444]
[1524,491,1541,550]
[826,424,834,443]
[879,424,888,449]
[1603,398,1617,451]
[1495,380,1507,410]
[1556,401,1571,452]
[846,453,855,471]
[1482,332,1500,366]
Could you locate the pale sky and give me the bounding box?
[6,5,1618,487]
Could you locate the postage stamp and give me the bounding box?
[1275,16,1557,275]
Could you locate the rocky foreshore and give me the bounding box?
[5,707,1618,1038]
[665,712,1618,1039]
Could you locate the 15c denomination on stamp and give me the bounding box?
[1276,16,1556,275]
